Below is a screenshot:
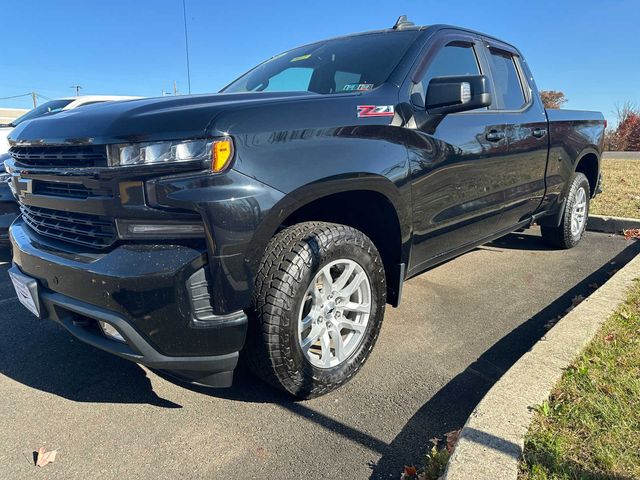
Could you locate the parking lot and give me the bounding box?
[1,227,638,479]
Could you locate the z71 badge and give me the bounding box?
[356,105,395,118]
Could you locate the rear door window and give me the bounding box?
[487,49,526,110]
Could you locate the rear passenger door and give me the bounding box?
[480,39,549,230]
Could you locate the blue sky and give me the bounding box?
[1,0,637,125]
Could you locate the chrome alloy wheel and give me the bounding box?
[297,259,372,369]
[571,186,587,237]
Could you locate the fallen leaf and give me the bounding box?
[255,446,269,460]
[604,333,615,342]
[571,295,585,308]
[35,447,57,467]
[545,314,563,330]
[428,437,440,446]
[623,228,640,240]
[566,295,586,313]
[445,429,461,454]
[403,465,418,477]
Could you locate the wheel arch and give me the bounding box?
[247,176,411,307]
[574,149,600,197]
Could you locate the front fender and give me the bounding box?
[151,168,410,314]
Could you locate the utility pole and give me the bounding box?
[182,0,192,94]
[32,91,37,108]
[70,85,83,96]
[173,80,178,96]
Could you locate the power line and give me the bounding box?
[0,93,32,101]
[182,0,192,95]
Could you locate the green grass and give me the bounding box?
[519,280,640,480]
[591,159,640,218]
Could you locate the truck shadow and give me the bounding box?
[485,228,570,252]
[0,314,183,408]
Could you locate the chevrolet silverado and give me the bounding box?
[6,17,604,398]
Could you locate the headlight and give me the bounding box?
[107,137,234,172]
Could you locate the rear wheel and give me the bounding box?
[245,222,386,398]
[541,172,590,249]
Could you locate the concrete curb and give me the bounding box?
[602,152,640,160]
[443,250,640,480]
[587,215,640,234]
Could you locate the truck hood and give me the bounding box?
[8,91,317,146]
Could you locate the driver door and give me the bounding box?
[405,33,509,273]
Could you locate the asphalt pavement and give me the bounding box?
[0,227,638,480]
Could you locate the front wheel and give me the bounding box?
[245,222,386,398]
[541,172,590,249]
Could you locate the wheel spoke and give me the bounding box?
[320,330,332,366]
[320,266,334,292]
[333,263,355,291]
[340,271,366,298]
[310,283,323,305]
[337,318,366,333]
[329,326,345,362]
[300,313,314,330]
[301,325,323,353]
[342,301,370,314]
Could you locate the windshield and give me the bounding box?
[10,99,74,126]
[222,31,419,95]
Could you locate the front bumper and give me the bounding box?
[10,219,248,387]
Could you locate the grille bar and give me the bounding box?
[9,145,108,168]
[20,204,117,249]
[33,181,98,199]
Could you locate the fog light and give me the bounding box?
[115,219,205,239]
[99,321,126,343]
[127,224,204,235]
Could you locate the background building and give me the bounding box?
[0,108,28,125]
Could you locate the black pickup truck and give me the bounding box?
[6,17,604,398]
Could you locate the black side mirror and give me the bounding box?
[425,75,492,115]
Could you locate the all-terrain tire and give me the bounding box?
[541,172,591,249]
[245,221,386,399]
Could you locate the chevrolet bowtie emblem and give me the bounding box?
[13,176,32,199]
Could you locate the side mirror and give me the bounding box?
[425,75,491,115]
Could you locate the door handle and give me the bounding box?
[485,130,505,142]
[532,128,547,138]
